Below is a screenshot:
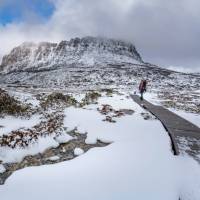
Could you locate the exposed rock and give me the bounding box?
[141,112,156,120]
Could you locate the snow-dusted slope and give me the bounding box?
[0,36,199,100]
[0,36,143,73]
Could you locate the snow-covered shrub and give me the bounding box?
[40,92,77,109]
[0,89,30,116]
[0,112,64,148]
[80,91,101,106]
[101,88,114,96]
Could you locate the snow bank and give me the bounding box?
[0,115,41,136]
[0,133,74,163]
[54,134,73,144]
[0,137,58,163]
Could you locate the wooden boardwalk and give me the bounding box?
[131,95,200,162]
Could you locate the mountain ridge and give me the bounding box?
[0,36,143,73]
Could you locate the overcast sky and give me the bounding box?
[0,0,200,72]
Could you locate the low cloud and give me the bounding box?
[0,0,200,71]
[167,66,200,74]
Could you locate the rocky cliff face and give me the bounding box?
[0,36,143,73]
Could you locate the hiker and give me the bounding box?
[139,79,147,100]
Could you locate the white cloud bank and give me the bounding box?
[167,66,200,74]
[0,0,200,72]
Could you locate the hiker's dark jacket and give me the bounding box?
[139,80,147,93]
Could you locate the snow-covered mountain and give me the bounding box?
[0,36,143,73]
[0,36,199,93]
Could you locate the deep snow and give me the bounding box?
[0,115,41,136]
[0,93,200,200]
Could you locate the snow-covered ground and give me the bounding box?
[144,92,162,106]
[169,109,200,128]
[0,115,41,136]
[0,35,199,199]
[0,93,200,200]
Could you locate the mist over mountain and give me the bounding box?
[0,36,142,73]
